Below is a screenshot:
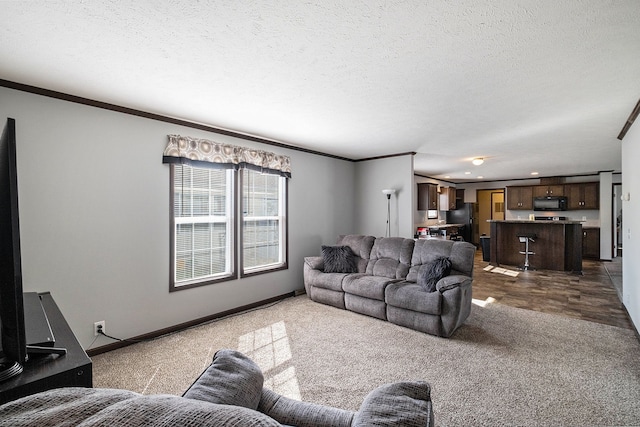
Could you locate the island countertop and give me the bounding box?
[487,219,584,224]
[489,220,582,273]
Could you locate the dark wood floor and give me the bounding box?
[472,250,632,330]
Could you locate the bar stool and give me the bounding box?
[518,233,536,270]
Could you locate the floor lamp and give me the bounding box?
[382,189,396,237]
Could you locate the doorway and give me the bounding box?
[477,188,505,239]
[613,183,622,257]
[491,192,505,221]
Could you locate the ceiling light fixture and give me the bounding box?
[472,158,484,166]
[531,172,539,176]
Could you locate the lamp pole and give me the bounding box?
[382,189,396,237]
[386,193,391,237]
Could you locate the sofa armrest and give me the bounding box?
[436,274,471,293]
[437,275,473,337]
[258,387,355,427]
[304,256,324,271]
[353,381,434,427]
[182,349,263,410]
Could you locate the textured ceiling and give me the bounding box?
[1,0,639,182]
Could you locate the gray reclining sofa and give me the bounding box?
[304,235,476,337]
[0,349,434,427]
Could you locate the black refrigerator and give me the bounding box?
[446,203,476,244]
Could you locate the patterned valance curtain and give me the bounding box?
[162,134,291,178]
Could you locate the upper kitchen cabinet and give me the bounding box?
[439,186,457,211]
[506,186,534,210]
[567,182,599,210]
[417,183,438,211]
[533,184,564,198]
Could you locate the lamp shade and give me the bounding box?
[382,188,396,195]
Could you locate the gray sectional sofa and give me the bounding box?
[304,235,476,337]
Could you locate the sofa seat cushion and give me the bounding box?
[343,274,398,301]
[385,282,442,315]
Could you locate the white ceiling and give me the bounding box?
[1,1,639,182]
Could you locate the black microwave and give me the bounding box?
[533,196,568,211]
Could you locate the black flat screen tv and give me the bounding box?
[0,117,28,382]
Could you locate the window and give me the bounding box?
[164,134,290,291]
[169,165,287,290]
[241,169,287,275]
[170,165,234,290]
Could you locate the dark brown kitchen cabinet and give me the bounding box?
[439,186,457,210]
[582,227,600,259]
[533,185,564,198]
[567,182,599,210]
[506,186,533,210]
[417,183,438,210]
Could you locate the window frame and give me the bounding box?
[169,164,288,292]
[239,169,289,278]
[169,164,237,292]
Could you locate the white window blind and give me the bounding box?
[165,134,289,290]
[172,165,233,287]
[242,169,286,272]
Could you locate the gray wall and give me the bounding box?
[354,155,414,238]
[0,87,358,348]
[621,121,639,332]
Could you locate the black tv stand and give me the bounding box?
[27,345,67,356]
[0,292,91,404]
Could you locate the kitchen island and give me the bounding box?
[488,220,583,273]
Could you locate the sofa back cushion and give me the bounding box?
[407,239,475,282]
[336,235,376,273]
[366,237,415,279]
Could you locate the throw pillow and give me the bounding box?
[417,256,452,292]
[322,245,358,273]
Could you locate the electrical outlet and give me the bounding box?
[94,320,106,336]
